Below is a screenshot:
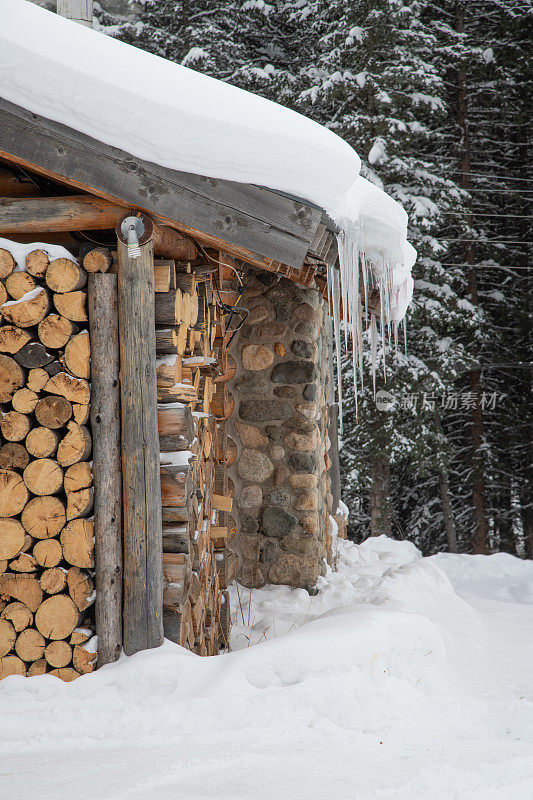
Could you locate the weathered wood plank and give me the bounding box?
[88,274,122,667]
[57,0,93,26]
[117,231,163,655]
[0,98,321,269]
[0,195,127,233]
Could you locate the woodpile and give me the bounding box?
[0,238,237,678]
[155,254,237,655]
[0,245,96,680]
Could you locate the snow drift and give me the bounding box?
[1,536,532,800]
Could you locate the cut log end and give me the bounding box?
[83,248,112,274]
[49,667,79,681]
[0,469,29,517]
[0,354,25,402]
[0,655,27,679]
[0,518,25,560]
[35,594,79,640]
[23,458,64,497]
[44,639,72,668]
[63,331,90,379]
[35,395,73,429]
[32,538,63,568]
[0,618,16,657]
[0,602,33,633]
[0,248,16,279]
[25,250,49,278]
[0,442,30,471]
[21,496,66,540]
[38,314,75,350]
[1,287,50,328]
[60,519,94,568]
[46,259,86,294]
[53,291,87,322]
[15,627,45,662]
[57,423,92,467]
[5,272,36,301]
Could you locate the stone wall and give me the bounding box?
[228,270,335,590]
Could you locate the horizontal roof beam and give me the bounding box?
[0,194,127,233]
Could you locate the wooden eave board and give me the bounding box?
[0,98,322,270]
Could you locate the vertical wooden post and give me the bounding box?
[88,273,122,666]
[117,219,163,655]
[57,0,93,27]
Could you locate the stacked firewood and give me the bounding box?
[0,241,236,678]
[0,245,96,681]
[155,254,237,655]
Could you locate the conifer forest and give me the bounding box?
[95,0,532,559]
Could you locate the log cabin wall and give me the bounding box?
[228,270,338,590]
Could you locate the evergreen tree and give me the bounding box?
[95,0,531,556]
[95,1,280,83]
[432,1,532,555]
[276,1,478,551]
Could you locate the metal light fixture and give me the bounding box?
[120,216,145,259]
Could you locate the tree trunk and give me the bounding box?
[370,457,391,537]
[438,470,458,553]
[456,3,488,554]
[469,370,489,554]
[496,468,515,555]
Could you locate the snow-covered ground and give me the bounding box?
[1,537,532,800]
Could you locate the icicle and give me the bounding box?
[361,250,369,327]
[333,218,409,415]
[357,300,364,390]
[370,314,378,398]
[340,231,350,354]
[351,300,358,418]
[336,218,367,418]
[329,264,344,433]
[380,286,387,383]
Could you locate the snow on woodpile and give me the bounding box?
[0,237,77,271]
[1,0,415,320]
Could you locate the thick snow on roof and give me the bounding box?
[0,0,415,321]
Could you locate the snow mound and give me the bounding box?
[1,0,414,323]
[229,535,463,651]
[430,550,533,605]
[1,537,532,800]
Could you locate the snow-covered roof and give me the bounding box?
[0,0,415,320]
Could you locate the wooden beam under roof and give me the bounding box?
[0,97,322,272]
[0,195,127,233]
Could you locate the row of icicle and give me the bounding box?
[328,221,406,432]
